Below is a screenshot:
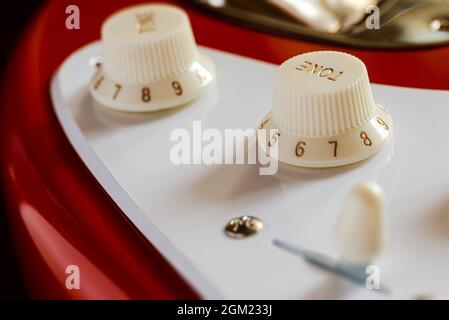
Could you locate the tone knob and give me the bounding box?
[259,51,392,168]
[90,4,215,112]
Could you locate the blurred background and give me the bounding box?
[0,0,43,299]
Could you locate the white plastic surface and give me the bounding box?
[52,42,449,299]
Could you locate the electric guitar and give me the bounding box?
[2,0,449,299]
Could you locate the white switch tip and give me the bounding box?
[336,182,385,264]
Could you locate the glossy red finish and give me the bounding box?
[1,0,448,299]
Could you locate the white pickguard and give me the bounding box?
[51,42,449,299]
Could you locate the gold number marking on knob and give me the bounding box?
[360,131,372,146]
[142,87,151,103]
[94,76,104,90]
[328,140,338,157]
[376,117,389,131]
[172,81,183,96]
[113,84,122,100]
[295,141,306,157]
[268,132,280,147]
[259,118,270,129]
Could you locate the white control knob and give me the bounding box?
[336,182,385,264]
[259,51,392,168]
[90,4,215,112]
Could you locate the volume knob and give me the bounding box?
[259,51,392,168]
[90,4,215,112]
